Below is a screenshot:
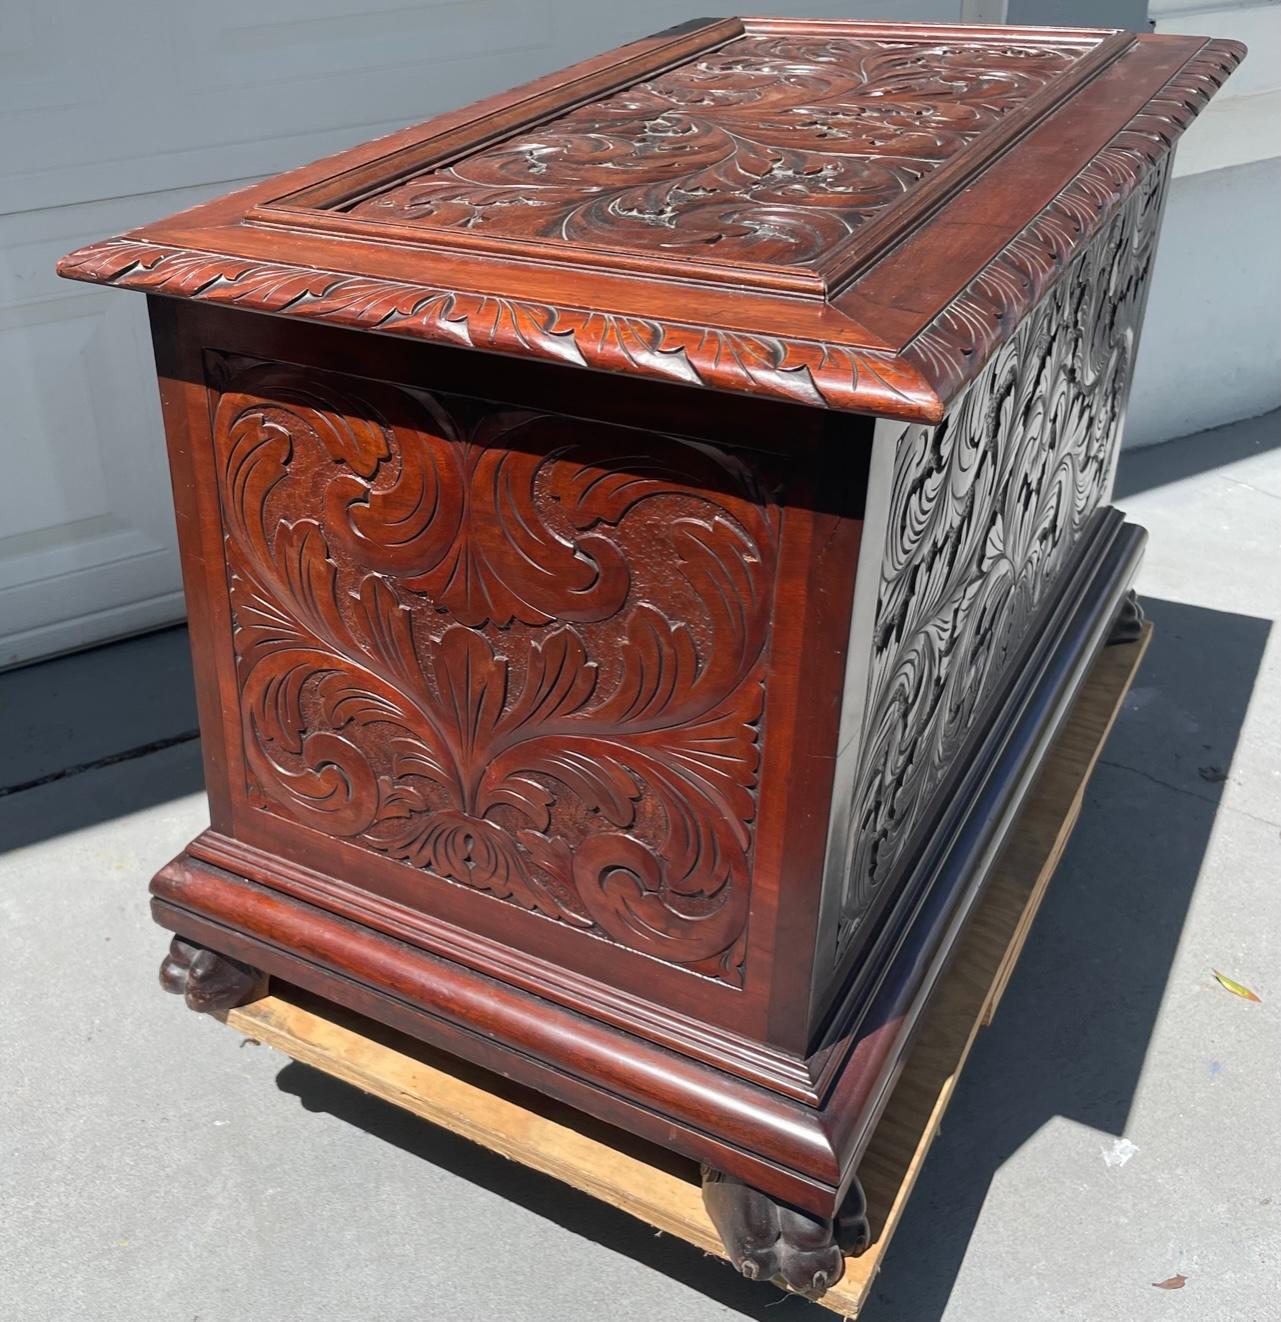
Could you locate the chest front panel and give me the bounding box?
[203,351,796,994]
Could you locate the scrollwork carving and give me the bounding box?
[57,40,1244,423]
[835,157,1168,953]
[212,359,778,982]
[351,35,1082,267]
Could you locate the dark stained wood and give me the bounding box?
[159,936,267,1013]
[58,13,1241,1272]
[701,1165,868,1299]
[57,22,1243,422]
[145,300,869,1065]
[1108,588,1146,646]
[810,152,1171,1025]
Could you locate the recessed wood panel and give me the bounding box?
[207,352,786,986]
[337,29,1107,292]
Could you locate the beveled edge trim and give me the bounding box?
[55,39,1243,423]
[271,17,745,212]
[55,235,939,418]
[809,417,903,1011]
[902,38,1246,403]
[246,204,833,299]
[816,30,1135,295]
[742,16,1121,42]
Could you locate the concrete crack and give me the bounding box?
[1097,757,1281,831]
[0,730,201,799]
[1218,472,1281,503]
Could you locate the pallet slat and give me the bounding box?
[222,625,1149,1316]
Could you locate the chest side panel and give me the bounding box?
[206,354,786,988]
[816,154,1169,1001]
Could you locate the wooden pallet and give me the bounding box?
[219,625,1150,1316]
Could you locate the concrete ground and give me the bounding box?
[2,412,1278,1322]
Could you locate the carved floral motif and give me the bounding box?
[211,360,778,981]
[352,35,1082,266]
[836,158,1168,953]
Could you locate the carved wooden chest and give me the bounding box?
[60,17,1241,1295]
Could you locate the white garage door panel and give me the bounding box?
[4,2,554,215]
[2,1,968,668]
[0,0,567,669]
[0,186,239,668]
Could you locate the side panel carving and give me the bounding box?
[833,157,1168,958]
[209,360,780,983]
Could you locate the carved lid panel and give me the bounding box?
[58,18,1244,422]
[337,31,1095,292]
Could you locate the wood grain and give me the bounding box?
[220,624,1149,1313]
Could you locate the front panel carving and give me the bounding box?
[833,158,1168,959]
[209,358,780,983]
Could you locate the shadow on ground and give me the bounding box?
[859,595,1269,1319]
[1112,409,1279,501]
[1,422,1272,1318]
[275,1058,822,1319]
[0,626,202,850]
[271,592,1270,1317]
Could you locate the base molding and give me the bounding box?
[184,827,824,1103]
[207,614,1148,1307]
[151,516,1145,1218]
[150,855,838,1208]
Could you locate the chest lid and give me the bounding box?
[58,17,1242,422]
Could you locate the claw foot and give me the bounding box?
[159,937,267,1013]
[701,1167,869,1298]
[1107,589,1145,646]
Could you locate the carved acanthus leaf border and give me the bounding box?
[58,236,925,416]
[907,40,1245,404]
[56,40,1242,422]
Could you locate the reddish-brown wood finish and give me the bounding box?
[59,20,1243,423]
[338,30,1115,292]
[59,15,1240,1255]
[147,300,870,1079]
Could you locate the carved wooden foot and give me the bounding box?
[1107,589,1145,645]
[159,937,267,1013]
[701,1167,869,1298]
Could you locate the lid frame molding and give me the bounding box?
[56,31,1244,424]
[245,20,1134,301]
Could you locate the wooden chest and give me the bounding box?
[59,16,1241,1295]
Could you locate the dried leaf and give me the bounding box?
[1213,970,1262,1003]
[1153,1274,1186,1290]
[1198,764,1228,783]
